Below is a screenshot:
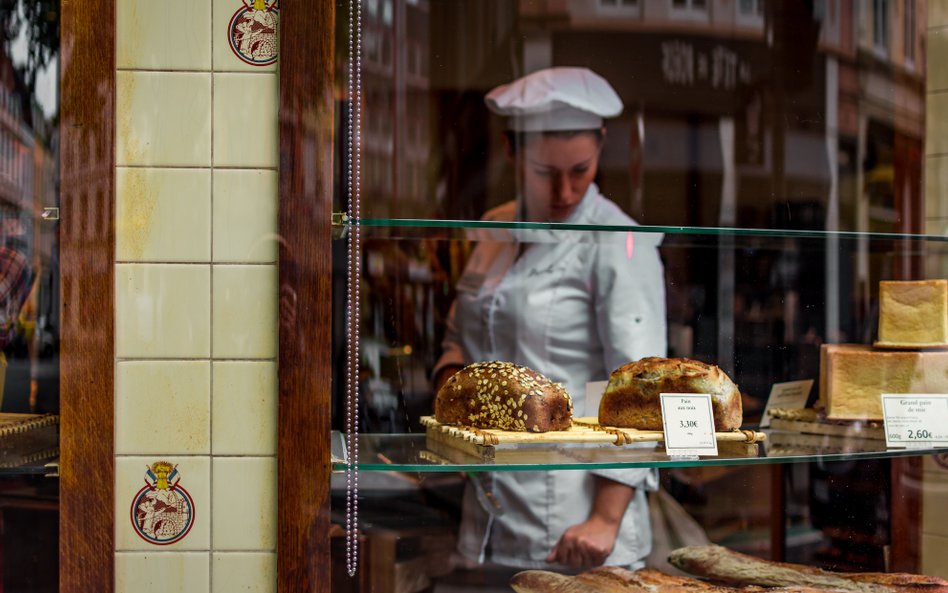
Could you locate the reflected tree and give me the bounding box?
[0,0,58,94]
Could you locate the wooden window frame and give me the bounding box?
[59,1,920,590]
[277,1,335,592]
[60,0,116,592]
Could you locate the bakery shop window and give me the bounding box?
[0,1,60,592]
[328,0,944,587]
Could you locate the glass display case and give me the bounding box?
[0,3,60,592]
[325,1,948,591]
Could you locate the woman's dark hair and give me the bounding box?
[503,129,604,155]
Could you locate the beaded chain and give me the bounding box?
[345,0,363,578]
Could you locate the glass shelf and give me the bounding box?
[336,217,948,243]
[330,430,947,472]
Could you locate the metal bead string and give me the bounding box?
[345,0,363,578]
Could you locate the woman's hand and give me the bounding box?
[546,477,635,568]
[545,515,620,568]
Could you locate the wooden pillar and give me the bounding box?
[278,1,336,591]
[60,0,116,591]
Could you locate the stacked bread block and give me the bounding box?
[820,280,948,421]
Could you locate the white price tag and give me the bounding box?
[881,394,948,448]
[585,381,608,416]
[660,393,719,457]
[760,379,814,428]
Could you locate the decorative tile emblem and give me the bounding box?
[228,0,279,66]
[130,461,195,545]
[936,452,948,470]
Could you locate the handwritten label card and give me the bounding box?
[660,393,719,457]
[882,394,948,448]
[760,379,814,428]
[585,381,608,416]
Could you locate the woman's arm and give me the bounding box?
[546,476,635,568]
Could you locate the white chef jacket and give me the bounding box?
[434,183,667,569]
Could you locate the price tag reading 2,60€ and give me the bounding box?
[881,394,948,448]
[660,393,719,457]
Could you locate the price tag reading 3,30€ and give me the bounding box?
[660,393,719,457]
[881,394,948,449]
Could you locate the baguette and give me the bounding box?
[512,567,739,593]
[510,568,638,593]
[669,545,948,593]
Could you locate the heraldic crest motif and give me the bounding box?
[130,461,195,545]
[228,0,279,66]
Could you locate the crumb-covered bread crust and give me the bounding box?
[434,361,573,432]
[599,357,742,431]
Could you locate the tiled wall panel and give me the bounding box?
[115,362,211,455]
[211,362,278,456]
[116,456,212,551]
[921,534,948,578]
[212,552,277,593]
[116,72,212,167]
[116,552,211,593]
[925,4,948,571]
[115,1,279,589]
[116,168,212,262]
[212,170,278,263]
[117,0,212,70]
[115,264,212,358]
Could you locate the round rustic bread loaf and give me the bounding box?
[599,357,742,431]
[435,361,573,432]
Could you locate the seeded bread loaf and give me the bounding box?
[599,357,742,431]
[434,361,572,432]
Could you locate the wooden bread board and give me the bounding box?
[768,408,885,441]
[420,416,765,460]
[766,430,885,456]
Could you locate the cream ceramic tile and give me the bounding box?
[117,0,212,70]
[926,156,948,226]
[933,1,948,29]
[923,453,948,473]
[115,457,210,551]
[923,471,948,538]
[212,553,276,593]
[212,457,276,551]
[117,552,209,593]
[930,29,948,92]
[212,362,277,455]
[921,534,948,578]
[213,170,278,263]
[927,93,948,156]
[212,265,277,359]
[117,71,212,167]
[116,361,211,455]
[213,73,278,168]
[117,168,211,263]
[116,264,211,358]
[213,0,279,72]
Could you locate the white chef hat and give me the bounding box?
[484,67,623,132]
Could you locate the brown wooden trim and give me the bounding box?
[59,0,116,592]
[769,464,786,562]
[278,1,335,591]
[890,456,922,572]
